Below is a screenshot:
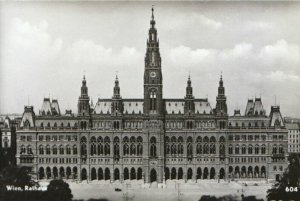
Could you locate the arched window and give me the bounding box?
[210,137,216,154]
[178,137,184,155]
[219,136,225,155]
[137,136,143,155]
[235,145,239,154]
[187,137,193,156]
[123,137,129,156]
[24,120,30,128]
[279,144,284,154]
[46,145,50,155]
[66,145,71,155]
[272,145,277,154]
[261,145,266,154]
[59,145,64,155]
[196,143,202,154]
[130,144,136,155]
[130,137,136,155]
[150,90,157,111]
[255,145,259,154]
[73,145,77,155]
[52,145,57,155]
[228,145,233,154]
[20,145,26,154]
[248,145,253,154]
[171,137,177,155]
[242,145,246,154]
[150,137,157,157]
[97,137,103,155]
[104,137,110,155]
[80,137,87,156]
[203,136,209,154]
[39,145,44,155]
[90,137,96,156]
[114,137,120,157]
[196,137,202,154]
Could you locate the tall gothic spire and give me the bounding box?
[112,75,123,115]
[185,75,193,99]
[78,75,90,116]
[215,74,227,116]
[145,7,161,68]
[113,75,121,99]
[184,75,194,115]
[143,7,163,116]
[81,75,88,96]
[218,74,224,96]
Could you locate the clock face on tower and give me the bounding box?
[150,71,156,78]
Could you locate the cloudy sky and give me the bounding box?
[0,1,300,117]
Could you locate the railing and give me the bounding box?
[272,153,285,158]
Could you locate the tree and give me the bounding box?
[0,166,41,201]
[0,166,37,188]
[44,179,73,201]
[267,153,300,201]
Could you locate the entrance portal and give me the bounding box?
[150,169,157,182]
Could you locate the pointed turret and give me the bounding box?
[78,75,90,116]
[215,74,227,115]
[185,75,193,99]
[215,74,228,129]
[112,75,123,115]
[145,7,161,68]
[184,75,195,115]
[113,75,121,99]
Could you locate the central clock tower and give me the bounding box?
[143,7,163,116]
[143,8,165,184]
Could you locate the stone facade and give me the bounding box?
[16,9,288,183]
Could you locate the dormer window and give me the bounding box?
[24,120,30,129]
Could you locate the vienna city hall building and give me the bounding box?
[16,9,288,183]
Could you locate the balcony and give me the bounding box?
[272,153,285,158]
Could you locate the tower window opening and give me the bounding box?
[150,91,157,111]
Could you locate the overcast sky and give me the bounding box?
[0,1,300,117]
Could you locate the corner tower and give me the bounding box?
[184,75,195,115]
[143,7,163,116]
[215,74,228,129]
[111,75,123,115]
[78,75,90,116]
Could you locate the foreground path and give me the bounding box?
[40,180,272,201]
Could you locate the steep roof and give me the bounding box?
[245,98,266,116]
[39,98,61,116]
[269,106,284,127]
[20,106,35,128]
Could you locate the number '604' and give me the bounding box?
[285,187,298,192]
